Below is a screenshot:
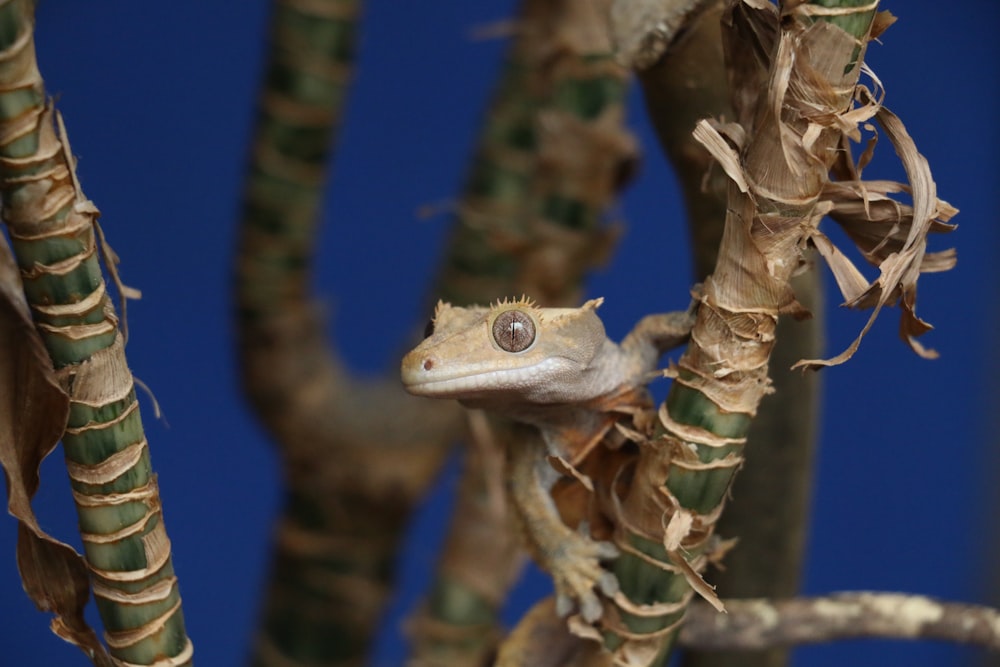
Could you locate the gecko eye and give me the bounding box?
[423,319,435,339]
[492,310,535,353]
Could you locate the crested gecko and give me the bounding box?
[400,297,693,622]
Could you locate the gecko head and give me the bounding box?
[400,297,612,407]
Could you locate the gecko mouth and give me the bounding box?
[401,357,571,399]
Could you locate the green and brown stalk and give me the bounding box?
[235,1,465,665]
[635,5,823,667]
[434,0,632,309]
[596,2,952,665]
[0,1,192,665]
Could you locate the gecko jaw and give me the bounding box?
[402,356,572,401]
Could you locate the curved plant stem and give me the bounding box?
[235,1,462,665]
[434,0,631,309]
[0,1,192,664]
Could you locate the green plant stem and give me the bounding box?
[0,1,192,664]
[235,2,466,666]
[605,3,879,665]
[637,6,824,667]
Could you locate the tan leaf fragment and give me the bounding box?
[810,229,871,304]
[549,454,595,492]
[660,509,725,612]
[666,550,724,613]
[692,119,748,193]
[796,101,957,369]
[0,237,113,666]
[662,507,692,552]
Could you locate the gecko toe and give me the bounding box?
[593,541,619,560]
[579,593,604,623]
[598,571,620,596]
[555,592,574,618]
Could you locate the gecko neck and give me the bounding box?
[463,397,613,459]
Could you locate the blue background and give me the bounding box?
[1,1,997,665]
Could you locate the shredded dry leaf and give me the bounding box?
[794,98,957,368]
[695,4,955,371]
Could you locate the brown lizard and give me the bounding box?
[400,297,694,622]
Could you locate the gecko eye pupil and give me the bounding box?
[492,310,535,353]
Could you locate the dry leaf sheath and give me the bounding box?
[0,236,110,664]
[0,1,191,665]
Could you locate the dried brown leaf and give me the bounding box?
[722,0,779,127]
[0,237,112,666]
[809,229,869,303]
[870,10,898,41]
[796,101,957,369]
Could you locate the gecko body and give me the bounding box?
[401,297,693,621]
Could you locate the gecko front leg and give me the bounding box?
[506,427,618,622]
[619,307,697,376]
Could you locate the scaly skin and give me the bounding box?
[401,297,693,621]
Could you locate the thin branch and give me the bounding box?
[680,592,1000,651]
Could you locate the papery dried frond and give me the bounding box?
[796,100,957,369]
[824,180,957,283]
[710,1,955,370]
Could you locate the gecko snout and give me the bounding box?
[400,349,442,394]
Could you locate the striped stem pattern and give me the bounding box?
[237,2,468,666]
[0,1,192,665]
[602,3,881,664]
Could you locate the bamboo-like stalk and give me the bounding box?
[0,2,192,665]
[434,0,631,309]
[600,3,883,664]
[409,1,637,663]
[234,1,465,665]
[236,0,357,328]
[636,6,823,667]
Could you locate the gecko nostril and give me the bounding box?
[423,359,434,371]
